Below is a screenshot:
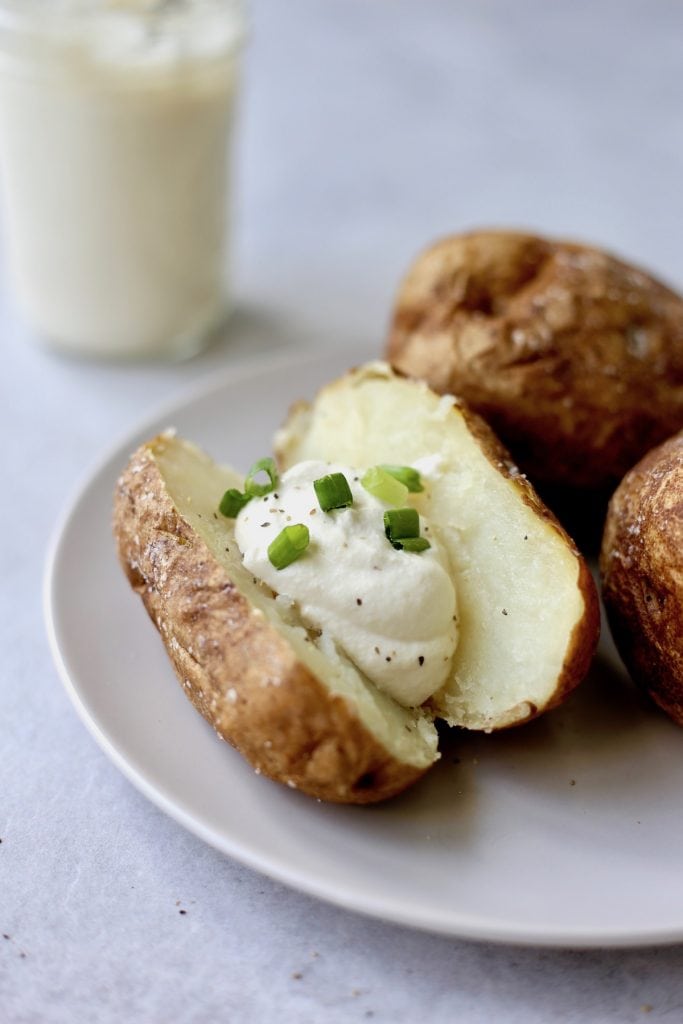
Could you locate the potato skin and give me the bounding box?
[601,431,683,725]
[113,440,428,804]
[386,230,683,491]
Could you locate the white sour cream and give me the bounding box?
[234,460,458,708]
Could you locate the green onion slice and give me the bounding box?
[313,472,353,512]
[383,507,420,544]
[268,524,310,570]
[380,464,424,493]
[394,536,431,553]
[219,488,251,518]
[245,457,279,497]
[361,466,408,506]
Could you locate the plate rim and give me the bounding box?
[43,346,683,950]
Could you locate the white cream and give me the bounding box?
[0,0,244,358]
[234,460,458,708]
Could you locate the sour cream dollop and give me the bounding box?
[234,460,458,707]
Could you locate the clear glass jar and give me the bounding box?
[0,1,245,359]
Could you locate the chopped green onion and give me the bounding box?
[219,488,251,518]
[380,464,424,493]
[394,536,431,553]
[268,524,310,569]
[384,507,420,544]
[245,457,279,497]
[383,507,431,552]
[314,472,353,512]
[361,466,408,506]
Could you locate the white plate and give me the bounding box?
[45,347,683,948]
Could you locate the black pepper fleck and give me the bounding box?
[179,909,187,915]
[374,646,380,654]
[212,512,218,520]
[274,493,279,499]
[356,598,363,606]
[523,535,528,541]
[502,608,508,616]
[260,522,271,528]
[418,656,424,666]
[385,656,392,662]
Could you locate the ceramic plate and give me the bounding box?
[45,347,683,948]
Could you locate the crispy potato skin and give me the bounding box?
[278,364,601,728]
[113,441,427,804]
[601,432,683,725]
[386,230,683,491]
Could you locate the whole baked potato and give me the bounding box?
[601,430,683,725]
[115,363,599,803]
[386,230,683,493]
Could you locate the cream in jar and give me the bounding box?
[0,0,245,358]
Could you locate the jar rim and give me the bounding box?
[0,1,247,41]
[0,0,247,72]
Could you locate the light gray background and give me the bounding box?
[3,1,683,1020]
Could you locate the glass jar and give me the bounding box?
[0,0,245,359]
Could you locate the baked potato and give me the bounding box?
[386,230,683,494]
[600,430,683,725]
[114,362,599,804]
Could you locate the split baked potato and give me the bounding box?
[114,362,599,803]
[601,430,683,726]
[386,230,683,494]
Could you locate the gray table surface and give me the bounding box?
[3,1,683,1020]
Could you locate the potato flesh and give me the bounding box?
[276,368,585,730]
[152,436,438,769]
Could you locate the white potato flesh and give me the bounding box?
[276,363,586,731]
